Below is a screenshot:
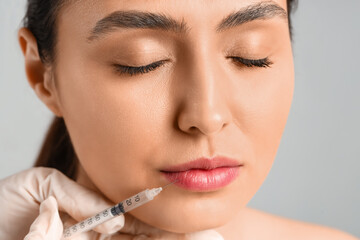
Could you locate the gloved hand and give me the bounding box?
[0,167,124,239]
[0,167,224,240]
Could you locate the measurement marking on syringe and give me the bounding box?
[63,181,177,238]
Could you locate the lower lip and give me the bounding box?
[161,166,241,191]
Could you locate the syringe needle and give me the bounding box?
[162,180,178,189]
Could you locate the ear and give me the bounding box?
[18,27,63,117]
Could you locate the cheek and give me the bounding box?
[226,61,294,218]
[56,64,170,200]
[241,57,294,184]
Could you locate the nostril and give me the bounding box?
[186,126,202,135]
[189,126,197,132]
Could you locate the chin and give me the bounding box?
[132,211,229,234]
[129,194,239,234]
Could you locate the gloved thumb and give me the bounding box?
[24,196,63,240]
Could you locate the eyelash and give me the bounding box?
[114,57,273,76]
[230,56,273,68]
[114,60,166,76]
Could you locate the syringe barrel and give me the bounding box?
[63,188,162,238]
[63,206,114,238]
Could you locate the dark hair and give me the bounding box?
[23,0,298,180]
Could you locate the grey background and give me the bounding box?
[0,0,359,237]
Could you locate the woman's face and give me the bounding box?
[51,0,293,233]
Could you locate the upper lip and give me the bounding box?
[161,156,242,172]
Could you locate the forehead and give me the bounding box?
[58,0,287,42]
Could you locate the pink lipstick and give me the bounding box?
[161,157,242,192]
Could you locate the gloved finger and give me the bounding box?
[33,167,125,234]
[0,169,50,239]
[24,196,63,240]
[185,230,224,240]
[110,233,152,240]
[113,231,224,240]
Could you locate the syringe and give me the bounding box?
[63,182,174,238]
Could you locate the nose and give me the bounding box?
[176,53,232,136]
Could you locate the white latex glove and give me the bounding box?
[0,167,224,240]
[0,167,124,239]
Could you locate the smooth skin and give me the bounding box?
[18,0,358,239]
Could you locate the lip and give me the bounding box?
[161,157,242,192]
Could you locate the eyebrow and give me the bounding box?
[87,1,287,41]
[216,1,287,32]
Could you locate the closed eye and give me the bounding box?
[113,60,167,76]
[229,56,273,68]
